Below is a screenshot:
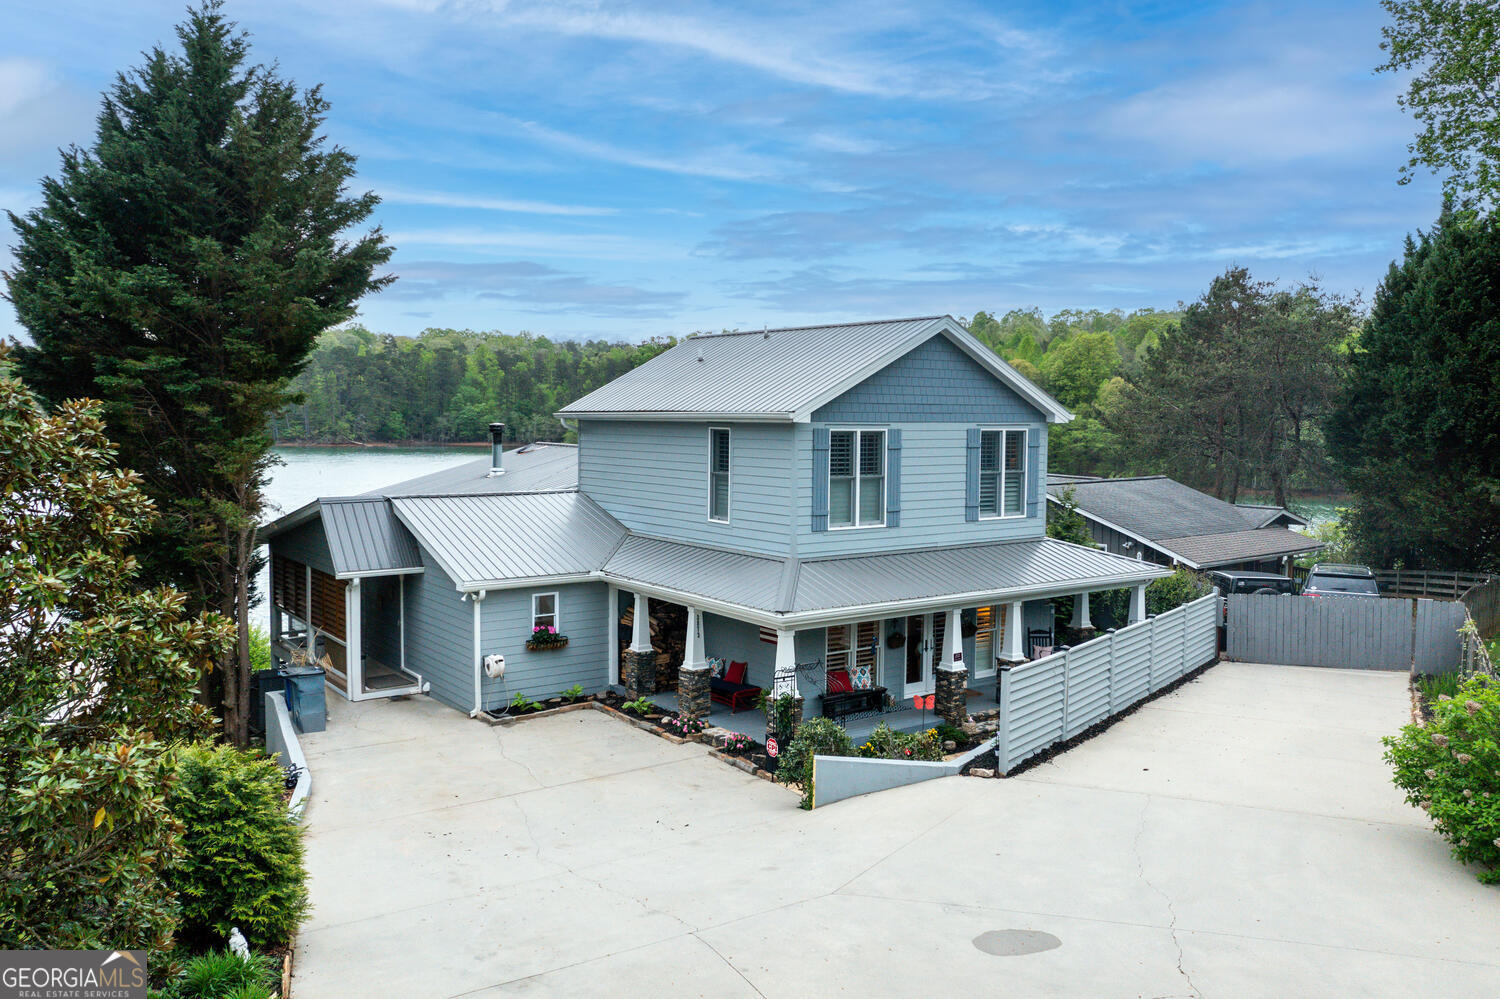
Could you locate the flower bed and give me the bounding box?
[524,625,569,651]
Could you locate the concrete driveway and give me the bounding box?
[292,664,1500,998]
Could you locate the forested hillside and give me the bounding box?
[271,326,674,444]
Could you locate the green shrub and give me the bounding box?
[1383,674,1500,883]
[1417,673,1463,703]
[856,723,945,762]
[247,625,272,675]
[1146,567,1211,616]
[777,718,854,809]
[621,697,655,716]
[559,684,586,701]
[934,722,969,747]
[151,948,278,999]
[509,692,542,712]
[167,745,309,947]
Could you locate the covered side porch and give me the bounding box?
[601,535,1169,740]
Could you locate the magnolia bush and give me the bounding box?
[1383,674,1500,883]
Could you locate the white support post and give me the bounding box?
[681,606,708,672]
[398,576,407,674]
[470,590,487,717]
[772,628,798,698]
[941,607,966,673]
[607,584,618,679]
[1069,591,1092,630]
[1129,584,1147,624]
[1001,600,1026,661]
[629,591,652,653]
[346,577,362,701]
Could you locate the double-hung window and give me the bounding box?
[708,427,730,522]
[829,429,886,528]
[532,592,559,632]
[979,428,1027,518]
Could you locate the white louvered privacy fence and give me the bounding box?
[995,593,1220,774]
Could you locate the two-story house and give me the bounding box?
[260,316,1169,731]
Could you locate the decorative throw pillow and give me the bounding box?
[826,668,853,694]
[851,663,873,689]
[708,656,726,678]
[725,661,748,685]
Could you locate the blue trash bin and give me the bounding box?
[280,664,327,734]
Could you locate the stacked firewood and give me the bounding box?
[649,599,686,691]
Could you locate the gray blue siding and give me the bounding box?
[478,582,611,709]
[812,334,1047,425]
[577,420,793,556]
[401,551,473,712]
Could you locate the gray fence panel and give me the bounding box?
[998,594,1219,773]
[1413,599,1467,675]
[1226,593,1463,673]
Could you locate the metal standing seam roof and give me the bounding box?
[390,491,627,589]
[602,535,791,613]
[788,538,1170,613]
[319,497,423,576]
[600,534,1168,618]
[368,443,579,497]
[557,315,1071,423]
[1157,528,1323,569]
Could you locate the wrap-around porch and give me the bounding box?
[608,580,1152,740]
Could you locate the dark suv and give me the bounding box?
[1302,563,1380,598]
[1207,570,1295,595]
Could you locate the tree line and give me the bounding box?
[270,326,672,445]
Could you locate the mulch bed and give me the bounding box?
[959,747,998,776]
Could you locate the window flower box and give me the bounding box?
[526,625,569,651]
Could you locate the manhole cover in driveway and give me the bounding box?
[972,929,1062,956]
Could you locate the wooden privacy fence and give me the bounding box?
[1226,593,1466,673]
[995,594,1220,774]
[1459,579,1499,674]
[1375,569,1495,600]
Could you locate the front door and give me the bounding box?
[903,614,942,698]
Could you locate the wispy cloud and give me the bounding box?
[391,259,685,317]
[375,184,617,216]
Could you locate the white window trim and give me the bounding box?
[977,425,1029,521]
[531,591,560,632]
[707,426,731,524]
[827,427,888,530]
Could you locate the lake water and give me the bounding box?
[256,446,481,609]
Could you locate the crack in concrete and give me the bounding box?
[1132,794,1202,999]
[694,933,768,998]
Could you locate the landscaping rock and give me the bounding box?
[969,767,995,778]
[943,740,957,751]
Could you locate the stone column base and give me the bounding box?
[678,665,710,721]
[624,648,657,698]
[935,666,969,726]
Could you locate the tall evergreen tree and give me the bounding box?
[4,1,392,743]
[1326,209,1500,570]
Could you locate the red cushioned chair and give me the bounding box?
[709,659,761,713]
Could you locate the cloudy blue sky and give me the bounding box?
[0,0,1442,343]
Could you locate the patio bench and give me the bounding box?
[819,668,886,721]
[709,660,761,713]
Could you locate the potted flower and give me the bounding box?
[526,625,569,651]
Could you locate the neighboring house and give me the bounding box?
[1045,474,1322,574]
[260,316,1169,722]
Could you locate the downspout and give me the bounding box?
[469,589,487,716]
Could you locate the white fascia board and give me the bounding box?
[455,572,599,593]
[776,565,1173,629]
[1044,494,1199,569]
[335,566,425,580]
[593,573,785,627]
[554,410,792,422]
[256,500,324,542]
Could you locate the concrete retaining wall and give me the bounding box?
[810,737,997,808]
[265,690,311,820]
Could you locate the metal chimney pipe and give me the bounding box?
[488,423,505,476]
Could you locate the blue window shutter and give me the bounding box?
[811,427,830,532]
[965,427,981,522]
[886,429,902,528]
[1027,432,1041,518]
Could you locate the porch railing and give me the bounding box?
[995,593,1220,774]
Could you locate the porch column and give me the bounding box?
[625,591,656,697]
[935,607,969,726]
[1129,583,1148,623]
[677,606,710,721]
[346,577,363,699]
[767,628,803,744]
[1000,600,1027,662]
[1069,591,1092,630]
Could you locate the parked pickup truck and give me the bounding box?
[1302,563,1380,598]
